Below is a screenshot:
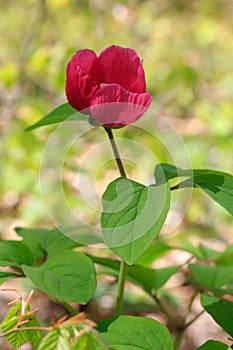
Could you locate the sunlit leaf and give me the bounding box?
[37,327,70,350]
[25,103,88,131]
[71,333,96,350]
[27,316,43,349]
[0,302,42,349]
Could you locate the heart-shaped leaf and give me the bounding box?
[23,251,96,304]
[101,178,170,265]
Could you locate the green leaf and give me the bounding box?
[155,164,229,183]
[196,340,231,350]
[102,316,174,350]
[200,294,233,337]
[135,240,171,266]
[25,103,88,131]
[46,230,80,257]
[214,245,233,266]
[0,303,28,348]
[101,178,170,265]
[154,164,233,215]
[0,302,42,349]
[27,315,43,349]
[39,326,109,350]
[71,333,96,350]
[0,272,20,285]
[37,327,70,350]
[127,265,180,292]
[0,240,34,267]
[97,317,117,333]
[23,250,96,304]
[0,303,21,329]
[178,242,217,260]
[189,264,233,293]
[91,255,179,293]
[63,225,104,245]
[16,227,48,261]
[155,163,185,183]
[16,227,80,262]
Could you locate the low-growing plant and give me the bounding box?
[1,45,233,350]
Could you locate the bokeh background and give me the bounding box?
[0,0,233,349]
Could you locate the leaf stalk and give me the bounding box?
[104,127,128,317]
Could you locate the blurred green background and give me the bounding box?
[0,0,233,239]
[0,1,233,348]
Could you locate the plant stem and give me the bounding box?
[183,289,198,325]
[104,127,128,317]
[59,300,78,315]
[152,292,185,350]
[174,331,183,350]
[152,293,177,329]
[115,260,128,317]
[104,127,126,178]
[184,309,205,330]
[0,326,51,338]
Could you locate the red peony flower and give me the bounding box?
[65,45,152,127]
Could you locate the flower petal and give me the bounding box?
[65,60,98,112]
[69,49,97,76]
[90,84,152,127]
[94,45,147,94]
[129,63,147,94]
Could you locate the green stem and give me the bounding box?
[115,260,128,317]
[152,292,185,350]
[183,310,205,330]
[104,127,128,317]
[183,289,199,325]
[152,293,177,329]
[174,331,183,350]
[59,300,78,315]
[104,127,126,178]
